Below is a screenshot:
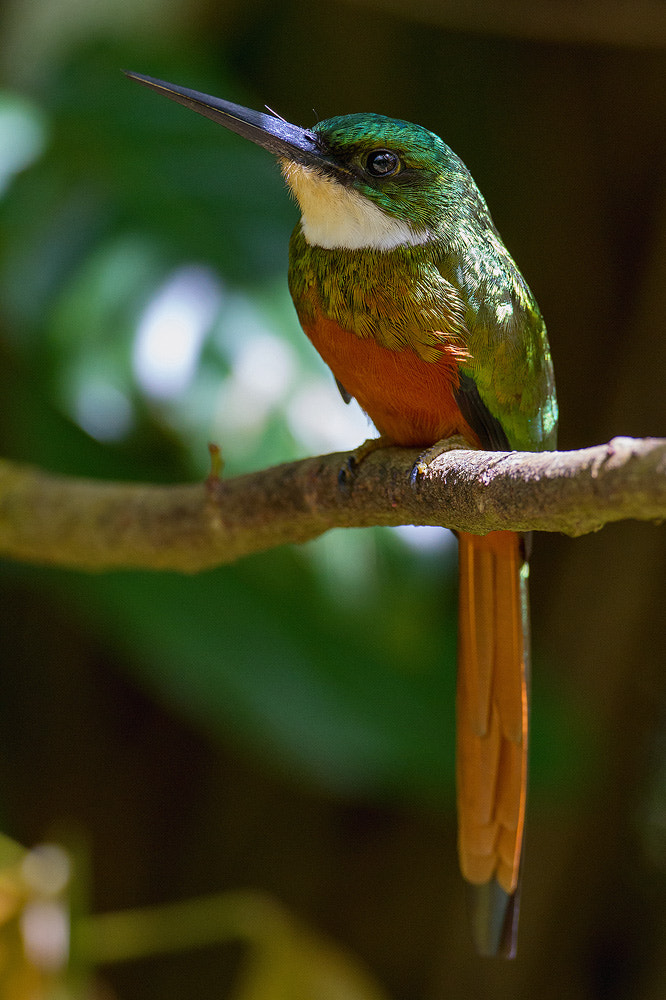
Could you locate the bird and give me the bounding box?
[124,70,558,957]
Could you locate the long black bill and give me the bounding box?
[124,71,325,169]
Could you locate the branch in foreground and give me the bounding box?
[0,436,664,573]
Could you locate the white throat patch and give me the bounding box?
[280,161,430,252]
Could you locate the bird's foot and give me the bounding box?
[338,435,393,492]
[409,435,469,486]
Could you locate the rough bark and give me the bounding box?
[0,436,663,572]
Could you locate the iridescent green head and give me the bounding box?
[305,112,486,234]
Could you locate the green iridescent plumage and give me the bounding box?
[288,112,557,451]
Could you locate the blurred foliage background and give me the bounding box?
[1,1,666,997]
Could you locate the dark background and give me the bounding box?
[1,2,665,997]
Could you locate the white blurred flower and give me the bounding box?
[133,265,222,400]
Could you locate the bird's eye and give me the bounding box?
[365,149,401,177]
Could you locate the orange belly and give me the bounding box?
[302,313,479,448]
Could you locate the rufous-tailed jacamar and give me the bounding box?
[125,71,558,958]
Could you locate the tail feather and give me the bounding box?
[468,881,521,958]
[456,530,529,958]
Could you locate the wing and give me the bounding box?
[436,234,557,453]
[453,373,509,451]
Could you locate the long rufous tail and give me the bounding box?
[456,530,530,957]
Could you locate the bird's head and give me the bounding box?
[282,112,483,250]
[125,73,489,251]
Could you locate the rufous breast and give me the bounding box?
[302,311,480,448]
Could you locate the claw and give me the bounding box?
[409,460,428,487]
[337,435,391,493]
[338,455,358,492]
[409,434,469,487]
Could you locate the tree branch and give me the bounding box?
[0,436,664,573]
